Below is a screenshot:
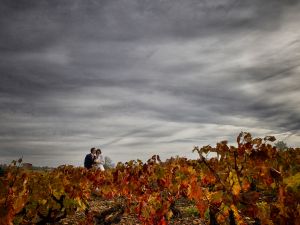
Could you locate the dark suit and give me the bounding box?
[84,153,95,169]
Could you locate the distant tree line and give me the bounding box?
[104,156,115,169]
[275,141,289,151]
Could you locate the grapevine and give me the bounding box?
[0,133,299,224]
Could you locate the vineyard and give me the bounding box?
[1,132,300,225]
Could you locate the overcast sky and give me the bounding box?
[0,0,300,167]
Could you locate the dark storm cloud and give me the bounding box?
[0,0,297,50]
[1,0,300,166]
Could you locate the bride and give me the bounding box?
[95,149,105,171]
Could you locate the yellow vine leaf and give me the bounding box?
[283,172,300,192]
[230,204,247,225]
[232,183,241,196]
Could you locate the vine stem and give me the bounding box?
[233,151,243,194]
[5,160,22,206]
[194,150,228,192]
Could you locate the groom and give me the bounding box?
[84,147,96,169]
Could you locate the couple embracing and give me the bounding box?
[84,147,105,171]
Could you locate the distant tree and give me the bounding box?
[275,141,288,151]
[104,156,114,169]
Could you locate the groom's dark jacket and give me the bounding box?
[84,154,94,169]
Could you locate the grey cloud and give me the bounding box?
[1,0,300,166]
[0,0,296,51]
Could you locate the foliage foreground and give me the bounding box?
[1,132,300,225]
